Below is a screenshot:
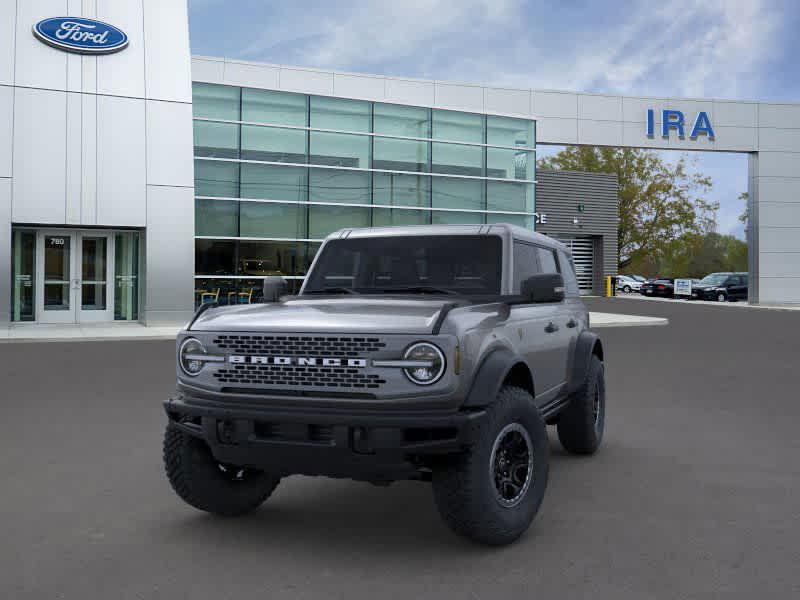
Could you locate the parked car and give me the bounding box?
[616,274,643,293]
[630,275,647,283]
[640,279,674,297]
[691,272,749,302]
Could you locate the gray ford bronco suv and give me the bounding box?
[163,224,605,545]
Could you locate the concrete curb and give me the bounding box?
[589,312,669,328]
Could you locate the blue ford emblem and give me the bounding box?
[33,17,128,54]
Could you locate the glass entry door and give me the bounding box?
[35,231,114,323]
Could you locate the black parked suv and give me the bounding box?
[691,272,749,302]
[640,279,674,298]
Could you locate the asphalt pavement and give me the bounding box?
[1,297,798,599]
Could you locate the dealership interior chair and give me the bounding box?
[200,288,220,304]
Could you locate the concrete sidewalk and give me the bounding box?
[1,311,666,342]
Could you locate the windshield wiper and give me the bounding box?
[377,286,461,296]
[304,286,359,295]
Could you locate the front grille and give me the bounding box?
[213,364,386,389]
[212,335,386,357]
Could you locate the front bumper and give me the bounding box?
[164,394,485,481]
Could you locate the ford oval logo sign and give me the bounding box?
[32,17,128,55]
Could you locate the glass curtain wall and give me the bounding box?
[192,82,536,305]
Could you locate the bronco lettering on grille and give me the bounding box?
[228,355,368,368]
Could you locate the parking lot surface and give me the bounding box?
[1,297,798,599]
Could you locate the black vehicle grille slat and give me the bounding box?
[210,334,388,390]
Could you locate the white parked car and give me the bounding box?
[616,275,643,293]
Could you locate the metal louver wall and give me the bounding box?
[556,237,595,293]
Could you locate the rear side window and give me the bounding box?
[557,250,580,297]
[536,247,560,275]
[513,242,541,293]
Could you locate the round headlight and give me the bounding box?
[179,337,207,376]
[403,342,446,385]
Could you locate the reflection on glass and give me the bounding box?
[373,173,430,207]
[81,237,107,310]
[431,143,483,176]
[239,201,308,239]
[373,137,428,172]
[242,88,307,126]
[195,240,237,275]
[11,230,35,321]
[372,208,429,227]
[311,96,370,131]
[309,169,370,204]
[486,213,533,228]
[241,125,306,163]
[432,177,484,210]
[309,205,370,238]
[193,121,239,159]
[310,131,369,168]
[44,235,71,311]
[192,83,240,120]
[241,164,307,201]
[487,181,533,212]
[239,241,306,277]
[115,232,139,321]
[194,160,239,198]
[486,148,533,180]
[196,199,238,237]
[432,211,484,225]
[487,116,534,148]
[374,103,429,137]
[432,110,484,143]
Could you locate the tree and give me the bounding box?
[538,147,718,271]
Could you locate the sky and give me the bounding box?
[188,0,800,240]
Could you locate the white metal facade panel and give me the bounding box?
[223,60,279,89]
[484,87,531,118]
[0,0,15,86]
[0,178,10,322]
[96,94,146,226]
[0,85,12,178]
[333,73,385,101]
[279,67,334,96]
[191,56,225,83]
[142,0,192,103]
[96,0,146,98]
[11,87,67,224]
[146,99,194,187]
[384,77,436,107]
[578,94,622,121]
[65,91,82,223]
[13,0,69,90]
[435,82,484,112]
[80,92,98,224]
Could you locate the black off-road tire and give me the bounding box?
[557,355,605,455]
[432,386,549,546]
[163,424,280,516]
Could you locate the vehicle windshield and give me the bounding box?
[699,273,729,285]
[303,235,503,296]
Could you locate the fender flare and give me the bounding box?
[568,331,603,395]
[463,347,529,408]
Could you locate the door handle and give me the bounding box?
[544,322,559,333]
[566,318,577,328]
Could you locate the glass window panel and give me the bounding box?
[238,241,305,277]
[195,240,236,275]
[431,210,484,225]
[487,181,534,212]
[81,237,108,311]
[537,246,560,274]
[11,230,35,322]
[193,277,236,307]
[309,168,371,204]
[486,148,533,180]
[487,116,534,148]
[194,160,239,197]
[196,199,238,237]
[240,164,307,201]
[241,125,307,163]
[310,131,369,168]
[373,137,428,172]
[192,83,240,120]
[114,232,139,321]
[44,235,71,311]
[193,121,239,158]
[513,242,541,292]
[372,208,429,227]
[431,177,484,210]
[239,201,308,238]
[432,110,484,143]
[374,103,429,137]
[431,142,483,176]
[486,213,533,229]
[242,88,307,126]
[373,173,430,207]
[310,96,370,132]
[308,205,370,238]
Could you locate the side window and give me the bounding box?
[557,250,580,297]
[536,247,560,274]
[513,242,540,293]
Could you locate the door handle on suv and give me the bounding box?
[544,322,559,333]
[566,318,577,328]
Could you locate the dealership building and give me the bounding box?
[2,1,800,327]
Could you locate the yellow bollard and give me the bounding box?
[606,276,613,297]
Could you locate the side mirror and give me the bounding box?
[521,273,565,303]
[262,276,288,302]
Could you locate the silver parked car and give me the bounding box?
[616,274,643,293]
[163,224,606,545]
